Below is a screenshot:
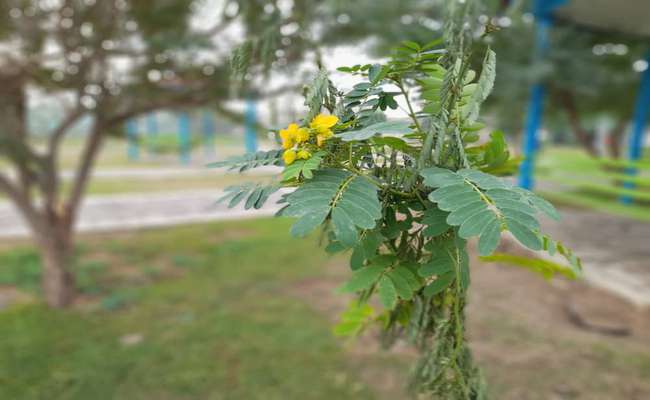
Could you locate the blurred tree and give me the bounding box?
[272,0,647,158]
[3,0,643,307]
[485,6,647,158]
[327,0,647,158]
[0,0,312,308]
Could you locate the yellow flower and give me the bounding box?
[310,114,337,147]
[279,128,294,149]
[316,131,334,147]
[309,114,338,136]
[280,123,309,148]
[297,149,311,160]
[294,126,310,143]
[283,149,297,165]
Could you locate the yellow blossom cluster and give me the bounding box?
[280,114,338,165]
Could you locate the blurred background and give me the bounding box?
[1,0,649,399]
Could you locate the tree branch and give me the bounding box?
[0,172,42,233]
[63,122,104,232]
[106,93,212,126]
[48,106,86,157]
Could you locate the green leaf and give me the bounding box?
[332,207,359,247]
[284,169,381,244]
[208,150,283,172]
[422,207,450,236]
[423,272,454,297]
[446,201,487,226]
[515,188,561,221]
[388,269,414,300]
[304,68,330,121]
[458,210,496,239]
[463,48,496,124]
[458,169,505,190]
[480,253,580,280]
[244,186,263,209]
[506,218,542,250]
[333,302,375,337]
[371,136,411,152]
[255,185,279,209]
[281,152,325,181]
[218,184,279,210]
[420,167,464,188]
[478,219,501,256]
[341,263,386,293]
[418,254,454,277]
[337,120,412,141]
[350,230,384,270]
[378,275,398,309]
[432,187,481,211]
[289,209,329,237]
[368,64,387,83]
[500,207,540,230]
[396,265,422,291]
[401,40,421,52]
[425,171,546,256]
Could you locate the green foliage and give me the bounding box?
[468,130,521,175]
[422,167,560,256]
[281,169,381,247]
[0,249,41,293]
[333,302,376,336]
[303,68,334,121]
[480,252,579,280]
[463,48,496,124]
[208,150,283,172]
[222,2,581,397]
[217,184,279,210]
[337,120,412,141]
[282,151,325,181]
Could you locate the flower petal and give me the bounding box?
[283,149,297,165]
[295,128,310,143]
[311,114,338,129]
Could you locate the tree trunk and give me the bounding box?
[606,118,627,159]
[36,226,75,308]
[555,89,598,157]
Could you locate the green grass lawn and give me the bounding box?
[2,219,649,400]
[0,219,397,400]
[537,147,650,221]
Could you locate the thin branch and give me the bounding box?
[48,106,85,156]
[63,123,103,232]
[212,103,268,132]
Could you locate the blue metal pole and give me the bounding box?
[126,119,139,161]
[517,0,567,189]
[146,113,158,156]
[202,111,216,159]
[621,53,650,204]
[178,111,191,165]
[244,99,258,154]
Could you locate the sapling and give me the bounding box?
[215,1,581,398]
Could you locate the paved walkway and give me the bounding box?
[541,210,650,307]
[1,190,648,307]
[3,166,281,181]
[0,189,284,238]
